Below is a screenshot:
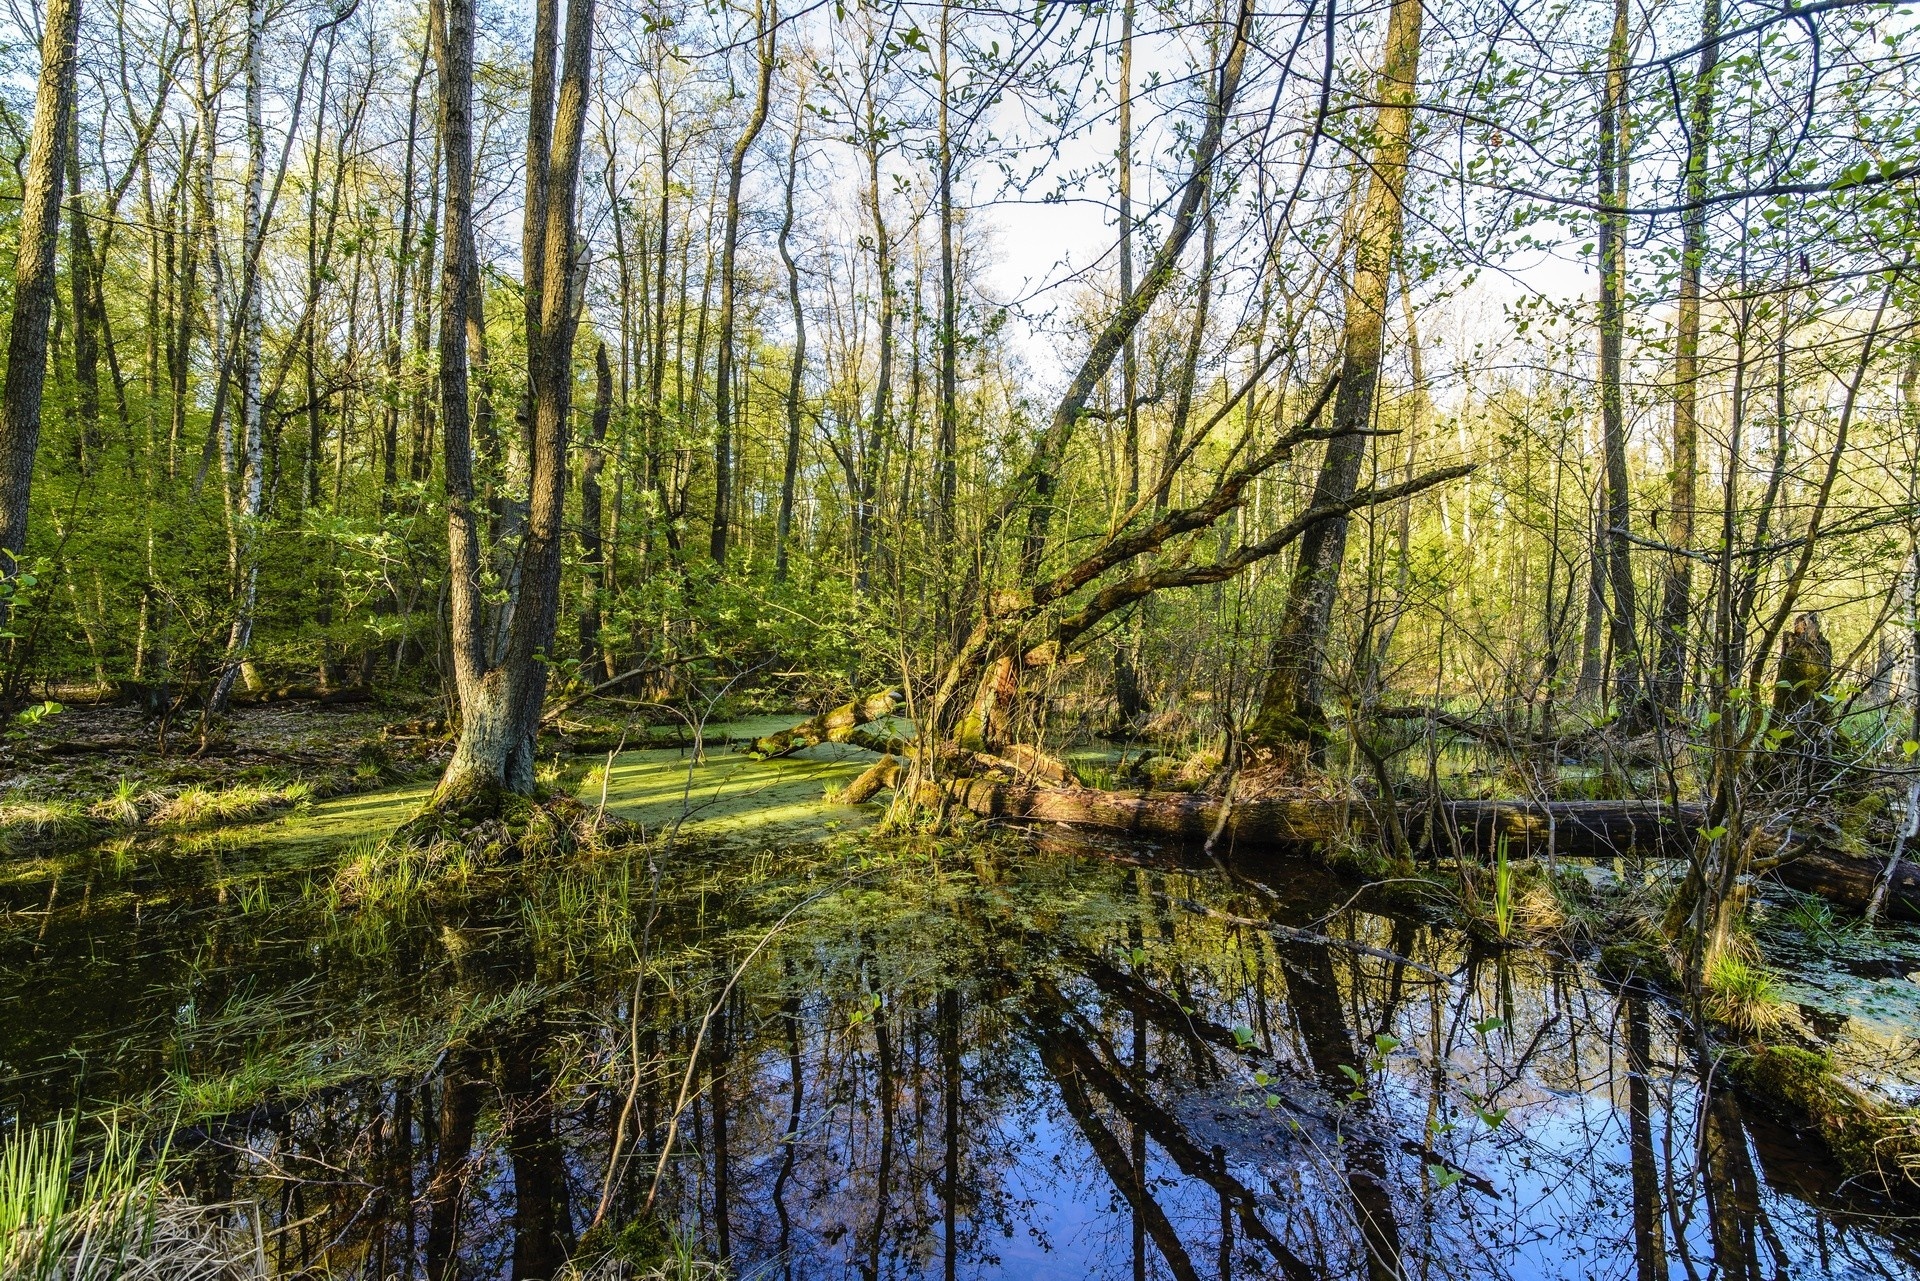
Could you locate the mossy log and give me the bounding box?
[747,688,901,758]
[934,780,1920,919]
[843,755,903,804]
[1731,1046,1920,1191]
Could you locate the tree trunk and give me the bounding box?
[1247,0,1423,761]
[579,343,611,667]
[431,0,596,806]
[66,110,101,461]
[1117,0,1136,512]
[1652,0,1722,717]
[774,92,807,583]
[210,0,269,714]
[934,0,959,546]
[858,90,894,593]
[1597,0,1642,718]
[0,0,81,582]
[709,0,775,564]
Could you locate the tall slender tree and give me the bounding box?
[710,0,776,563]
[774,81,808,584]
[0,0,83,591]
[1652,0,1723,717]
[1597,0,1642,718]
[1248,0,1425,761]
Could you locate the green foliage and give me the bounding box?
[1491,839,1514,940]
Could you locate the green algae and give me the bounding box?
[584,742,882,845]
[256,715,898,853]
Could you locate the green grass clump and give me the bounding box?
[0,800,94,852]
[85,779,143,827]
[1778,893,1864,946]
[330,835,467,909]
[567,1220,729,1280]
[151,781,310,829]
[1703,953,1790,1037]
[0,1114,260,1280]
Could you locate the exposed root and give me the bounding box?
[393,785,633,857]
[341,786,640,905]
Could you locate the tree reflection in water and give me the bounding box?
[4,832,1919,1279]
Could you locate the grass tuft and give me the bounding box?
[1703,952,1791,1037]
[0,800,94,852]
[0,1114,264,1280]
[150,781,308,829]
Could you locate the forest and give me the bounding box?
[6,0,1920,1271]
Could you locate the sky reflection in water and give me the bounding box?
[1,826,1916,1280]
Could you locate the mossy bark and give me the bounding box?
[1730,1046,1920,1191]
[749,688,900,758]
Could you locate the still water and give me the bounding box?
[1,818,1915,1279]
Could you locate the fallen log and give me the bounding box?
[748,688,901,758]
[930,780,1920,920]
[843,755,903,804]
[1768,840,1920,918]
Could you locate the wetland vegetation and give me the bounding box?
[6,0,1920,1270]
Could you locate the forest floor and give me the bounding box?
[0,696,449,802]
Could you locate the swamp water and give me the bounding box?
[2,745,1918,1279]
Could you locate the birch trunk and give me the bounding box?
[210,0,268,713]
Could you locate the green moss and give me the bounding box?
[574,1217,726,1279]
[1324,839,1393,880]
[1731,1046,1920,1188]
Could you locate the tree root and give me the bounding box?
[386,781,637,866]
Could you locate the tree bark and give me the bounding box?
[1652,0,1722,717]
[710,0,776,564]
[1247,0,1423,760]
[0,0,82,581]
[1598,0,1642,718]
[431,0,596,806]
[210,0,269,714]
[774,91,807,583]
[934,0,959,544]
[579,343,611,668]
[66,110,100,460]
